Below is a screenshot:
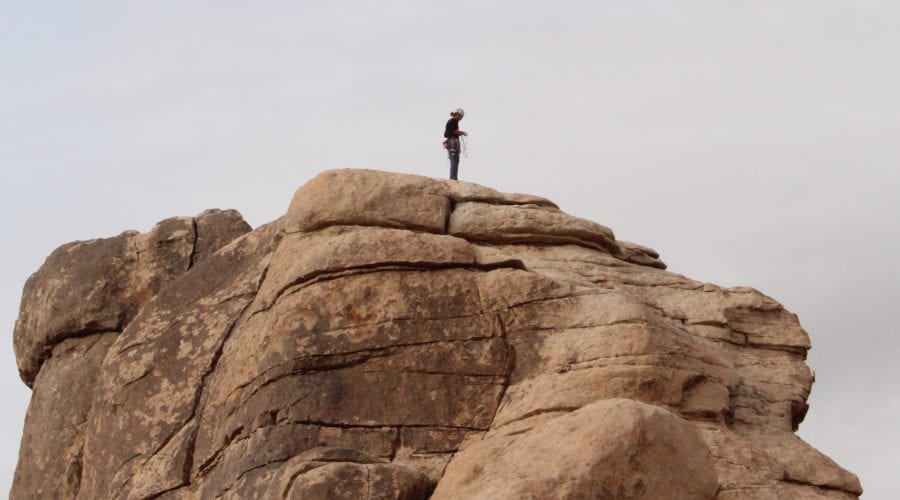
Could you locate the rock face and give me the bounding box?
[11,169,860,499]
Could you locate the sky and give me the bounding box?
[2,1,898,497]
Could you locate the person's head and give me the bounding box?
[451,108,465,120]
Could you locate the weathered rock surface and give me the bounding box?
[432,398,719,499]
[13,209,251,386]
[11,169,860,499]
[211,447,432,500]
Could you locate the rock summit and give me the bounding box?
[12,169,861,499]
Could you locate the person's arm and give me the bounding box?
[455,129,467,136]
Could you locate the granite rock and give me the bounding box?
[11,169,860,499]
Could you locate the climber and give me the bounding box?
[443,108,467,180]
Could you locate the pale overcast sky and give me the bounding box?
[2,1,898,497]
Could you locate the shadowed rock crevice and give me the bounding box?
[187,217,199,269]
[11,169,860,499]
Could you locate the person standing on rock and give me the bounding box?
[444,108,467,180]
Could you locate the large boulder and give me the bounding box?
[11,210,251,498]
[11,169,860,499]
[432,399,719,499]
[12,209,250,386]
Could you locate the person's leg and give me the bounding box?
[449,152,459,180]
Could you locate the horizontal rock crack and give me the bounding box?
[255,260,526,318]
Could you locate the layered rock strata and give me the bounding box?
[11,169,860,499]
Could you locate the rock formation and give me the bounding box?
[11,169,861,499]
